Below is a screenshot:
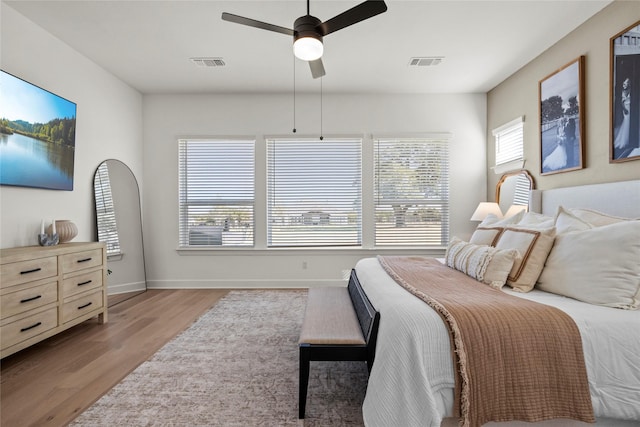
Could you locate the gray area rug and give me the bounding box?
[71,290,368,426]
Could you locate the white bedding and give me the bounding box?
[356,257,640,427]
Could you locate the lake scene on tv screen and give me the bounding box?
[1,71,76,191]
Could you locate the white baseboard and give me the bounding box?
[146,278,346,289]
[108,280,146,295]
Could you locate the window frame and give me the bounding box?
[373,135,450,247]
[493,116,524,174]
[178,138,256,248]
[266,136,363,248]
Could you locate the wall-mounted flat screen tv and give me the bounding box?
[1,70,76,191]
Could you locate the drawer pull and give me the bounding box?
[20,322,42,332]
[77,257,92,263]
[77,280,92,286]
[20,267,42,275]
[78,302,93,310]
[20,295,42,303]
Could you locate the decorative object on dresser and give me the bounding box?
[46,220,78,243]
[38,219,59,247]
[0,242,108,358]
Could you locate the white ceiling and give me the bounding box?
[5,0,611,95]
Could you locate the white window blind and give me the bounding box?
[374,137,449,246]
[178,139,255,247]
[512,173,531,206]
[94,162,121,256]
[493,116,524,166]
[267,138,362,247]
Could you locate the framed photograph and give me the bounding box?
[610,20,640,163]
[539,56,585,175]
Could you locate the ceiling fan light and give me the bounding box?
[293,36,323,61]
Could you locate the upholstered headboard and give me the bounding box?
[530,180,640,218]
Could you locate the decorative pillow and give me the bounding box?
[518,212,554,228]
[569,208,637,227]
[554,206,592,234]
[537,221,640,310]
[469,210,525,246]
[476,213,500,226]
[478,210,525,227]
[493,226,556,292]
[445,237,519,289]
[469,227,503,246]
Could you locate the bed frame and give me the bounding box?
[529,179,640,218]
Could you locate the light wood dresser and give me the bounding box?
[0,242,108,358]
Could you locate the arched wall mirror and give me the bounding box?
[94,159,146,306]
[495,170,535,215]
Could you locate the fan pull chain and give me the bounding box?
[319,77,324,141]
[292,56,297,133]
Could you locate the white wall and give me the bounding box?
[0,4,143,249]
[2,3,487,289]
[487,0,640,196]
[143,93,487,288]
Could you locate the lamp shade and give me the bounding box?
[470,202,503,221]
[293,36,323,61]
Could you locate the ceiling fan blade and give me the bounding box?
[309,58,326,79]
[318,0,387,36]
[221,12,294,36]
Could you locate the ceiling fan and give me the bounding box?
[221,0,388,79]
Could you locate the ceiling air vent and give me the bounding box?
[190,57,226,67]
[409,57,443,67]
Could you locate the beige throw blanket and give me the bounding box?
[378,256,594,427]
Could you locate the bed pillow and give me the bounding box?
[469,227,503,246]
[445,237,519,289]
[479,210,525,227]
[518,212,554,228]
[554,206,592,234]
[537,221,640,310]
[569,208,637,227]
[493,226,556,292]
[469,210,525,246]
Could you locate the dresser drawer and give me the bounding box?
[62,290,104,324]
[62,269,103,298]
[1,281,58,320]
[0,257,58,289]
[61,249,103,274]
[1,306,58,349]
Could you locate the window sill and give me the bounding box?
[176,246,447,256]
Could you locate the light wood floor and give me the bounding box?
[0,289,229,427]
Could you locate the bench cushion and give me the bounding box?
[298,287,366,345]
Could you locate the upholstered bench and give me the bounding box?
[298,269,380,419]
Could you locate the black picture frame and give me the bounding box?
[539,56,585,175]
[610,21,640,163]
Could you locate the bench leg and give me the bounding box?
[299,346,310,419]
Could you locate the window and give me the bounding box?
[178,139,255,247]
[374,137,449,246]
[267,138,362,247]
[493,116,524,173]
[512,173,531,206]
[94,162,121,256]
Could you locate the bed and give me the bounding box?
[355,180,640,427]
